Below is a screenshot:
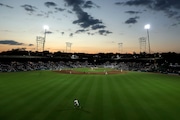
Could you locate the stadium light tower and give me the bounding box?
[66,42,72,52]
[144,24,151,54]
[43,25,49,51]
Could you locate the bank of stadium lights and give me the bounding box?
[144,24,151,54]
[118,43,123,54]
[36,25,49,52]
[139,37,146,53]
[43,25,49,51]
[43,25,49,31]
[66,42,72,52]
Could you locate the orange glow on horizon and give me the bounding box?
[0,44,180,54]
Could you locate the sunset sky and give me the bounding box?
[0,0,180,53]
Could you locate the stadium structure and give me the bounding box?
[0,50,179,74]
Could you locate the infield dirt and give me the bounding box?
[54,70,126,75]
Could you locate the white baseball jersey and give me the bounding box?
[74,99,79,106]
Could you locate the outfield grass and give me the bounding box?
[0,70,180,120]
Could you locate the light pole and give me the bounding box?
[144,24,151,54]
[43,25,49,51]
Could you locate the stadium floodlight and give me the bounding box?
[43,25,49,31]
[43,25,49,51]
[144,24,150,30]
[144,24,151,54]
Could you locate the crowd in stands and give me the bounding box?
[0,61,64,72]
[0,61,179,75]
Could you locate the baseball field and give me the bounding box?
[0,68,180,120]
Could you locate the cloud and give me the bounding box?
[83,1,94,8]
[125,16,140,24]
[0,3,13,9]
[75,29,87,33]
[92,24,106,30]
[45,31,53,34]
[64,0,84,6]
[37,13,44,17]
[44,2,57,8]
[83,1,99,8]
[69,2,102,28]
[67,10,73,14]
[115,0,151,6]
[165,9,179,19]
[28,44,34,46]
[64,0,112,35]
[5,5,13,9]
[0,40,24,45]
[152,0,180,10]
[98,30,112,36]
[125,11,142,14]
[72,10,103,28]
[69,33,73,37]
[37,11,51,18]
[61,32,65,35]
[21,2,62,19]
[0,30,11,32]
[55,7,65,12]
[0,40,34,46]
[87,32,94,35]
[21,4,37,13]
[115,0,180,22]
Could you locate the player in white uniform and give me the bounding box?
[74,99,80,108]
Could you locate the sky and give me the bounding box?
[0,0,180,54]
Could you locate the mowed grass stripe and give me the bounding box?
[42,75,89,120]
[80,76,98,120]
[0,74,57,111]
[61,75,94,120]
[0,75,53,101]
[140,74,180,101]
[26,75,78,119]
[137,75,180,119]
[2,74,65,119]
[74,76,95,120]
[0,72,70,120]
[0,71,60,92]
[70,75,104,120]
[0,72,42,93]
[92,76,104,120]
[123,75,161,120]
[130,76,164,120]
[23,74,73,120]
[28,75,83,120]
[152,78,180,100]
[0,71,62,102]
[139,81,178,120]
[108,76,131,120]
[98,76,115,120]
[142,73,180,93]
[102,76,120,120]
[74,75,98,119]
[46,75,85,120]
[127,73,180,120]
[112,75,152,120]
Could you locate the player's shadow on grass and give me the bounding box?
[57,107,91,114]
[76,107,91,114]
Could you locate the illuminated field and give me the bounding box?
[0,70,180,120]
[72,67,113,72]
